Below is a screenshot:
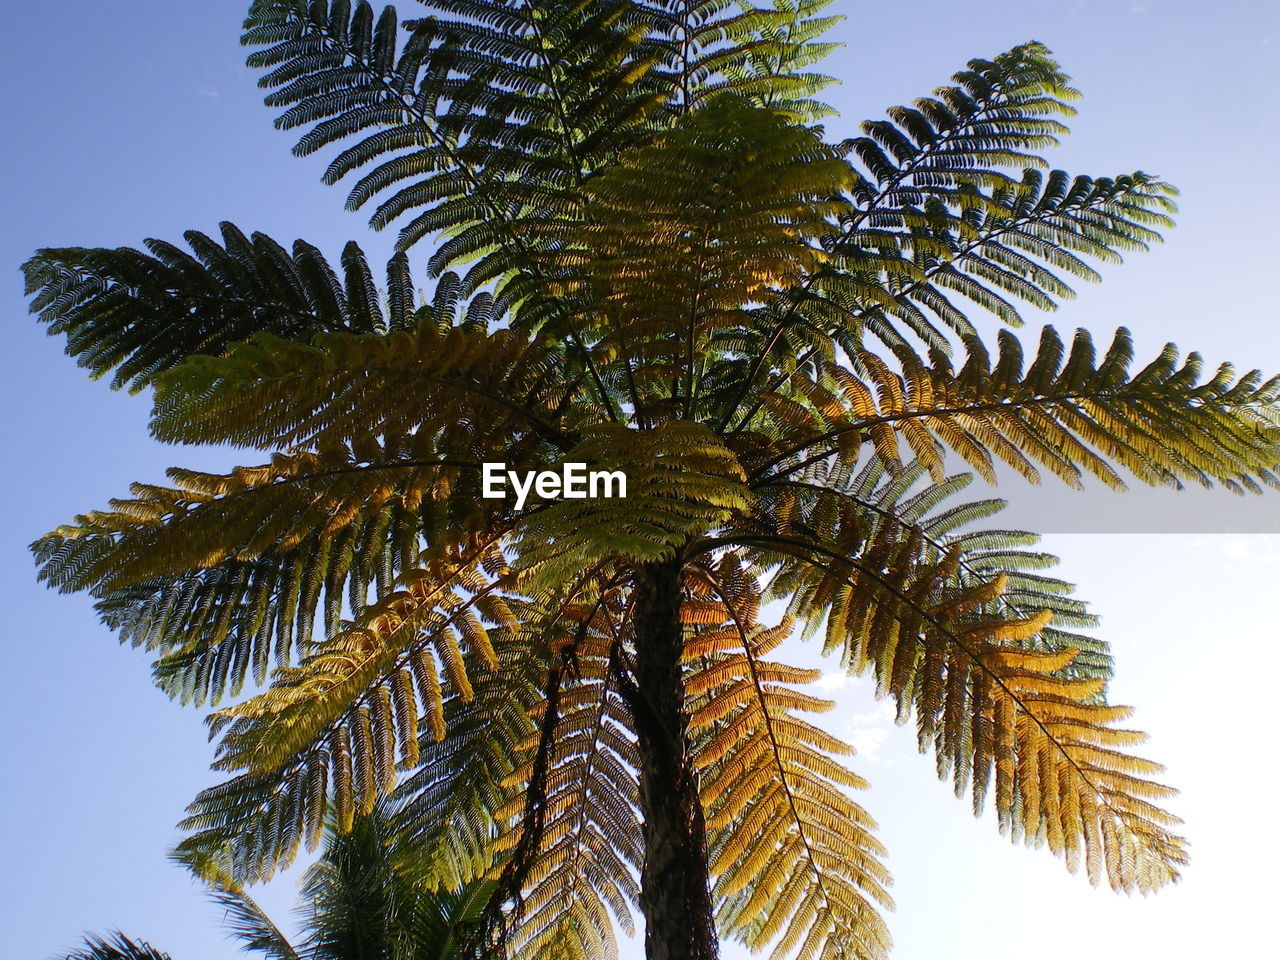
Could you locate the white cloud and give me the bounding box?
[815,671,853,691]
[841,701,898,764]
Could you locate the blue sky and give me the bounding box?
[3,2,1278,958]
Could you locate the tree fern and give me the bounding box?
[27,8,1280,960]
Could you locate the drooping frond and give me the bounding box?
[725,479,1187,893]
[31,411,527,706]
[206,886,301,960]
[490,601,641,960]
[392,636,545,892]
[752,457,1111,681]
[171,548,511,884]
[687,560,892,960]
[207,549,504,773]
[22,223,432,392]
[28,305,576,709]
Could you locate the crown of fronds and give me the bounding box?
[27,9,1280,960]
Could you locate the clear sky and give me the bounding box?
[2,2,1278,959]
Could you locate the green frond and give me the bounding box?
[849,41,1078,199]
[55,934,173,960]
[242,0,846,268]
[752,459,1111,678]
[712,42,1178,432]
[30,428,524,706]
[243,0,665,265]
[392,639,544,893]
[150,318,577,451]
[525,93,852,421]
[299,805,495,960]
[207,888,300,960]
[748,326,1280,493]
[817,168,1179,352]
[514,422,753,586]
[22,224,424,392]
[492,627,641,960]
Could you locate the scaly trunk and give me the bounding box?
[628,557,719,960]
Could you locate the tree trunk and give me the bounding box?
[628,557,719,960]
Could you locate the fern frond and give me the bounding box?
[690,560,892,960]
[751,459,1111,682]
[492,620,641,960]
[849,41,1078,202]
[299,804,495,960]
[723,497,1187,893]
[749,327,1280,492]
[816,168,1178,352]
[31,427,525,702]
[531,94,852,421]
[709,0,843,123]
[206,550,505,775]
[392,636,547,893]
[150,317,577,450]
[243,0,846,264]
[243,0,664,263]
[715,42,1180,432]
[170,545,516,885]
[22,224,419,392]
[56,934,173,960]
